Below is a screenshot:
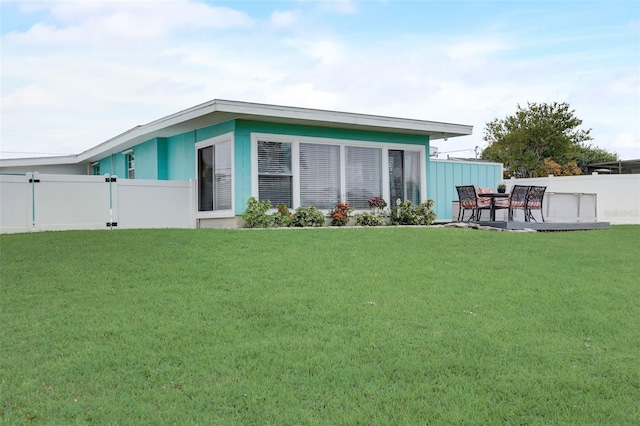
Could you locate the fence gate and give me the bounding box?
[0,173,195,234]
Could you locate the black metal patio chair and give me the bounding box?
[456,185,491,222]
[504,185,530,221]
[526,186,546,222]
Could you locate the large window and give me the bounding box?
[198,139,232,212]
[258,141,292,207]
[253,134,424,211]
[300,143,340,209]
[389,150,421,206]
[346,146,382,209]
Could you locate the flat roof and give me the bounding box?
[586,159,640,174]
[1,99,473,167]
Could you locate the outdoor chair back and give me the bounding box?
[456,185,493,222]
[507,185,531,221]
[476,187,506,221]
[476,187,493,208]
[456,185,479,221]
[526,186,546,222]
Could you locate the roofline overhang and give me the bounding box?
[0,99,473,167]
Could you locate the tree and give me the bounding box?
[481,102,600,177]
[574,145,619,174]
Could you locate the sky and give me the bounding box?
[1,0,639,161]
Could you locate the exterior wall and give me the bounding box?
[233,119,430,215]
[197,217,242,229]
[428,159,503,221]
[166,132,196,180]
[134,141,154,179]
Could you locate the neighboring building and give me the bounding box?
[1,99,503,226]
[586,159,640,175]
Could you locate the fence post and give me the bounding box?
[27,172,40,232]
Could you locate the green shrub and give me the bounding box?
[390,199,437,225]
[272,204,293,228]
[241,197,273,228]
[291,206,326,227]
[354,212,386,226]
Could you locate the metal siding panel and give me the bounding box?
[234,122,253,215]
[157,138,168,180]
[133,139,158,180]
[167,132,196,181]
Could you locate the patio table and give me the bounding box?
[477,192,509,221]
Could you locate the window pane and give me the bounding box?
[198,146,214,211]
[259,176,292,207]
[405,151,421,205]
[127,153,135,179]
[346,146,382,209]
[389,150,404,204]
[214,141,232,210]
[300,143,340,209]
[258,141,291,174]
[258,140,292,207]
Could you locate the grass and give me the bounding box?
[1,226,639,424]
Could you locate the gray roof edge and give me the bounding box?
[216,99,473,134]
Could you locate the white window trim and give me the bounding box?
[251,132,426,211]
[125,151,135,179]
[195,132,235,219]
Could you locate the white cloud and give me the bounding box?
[613,132,640,150]
[5,0,254,46]
[1,84,59,109]
[1,1,638,160]
[446,39,510,60]
[268,10,301,28]
[314,0,358,15]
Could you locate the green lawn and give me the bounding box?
[1,226,639,425]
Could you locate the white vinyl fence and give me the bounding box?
[1,173,196,234]
[507,174,640,225]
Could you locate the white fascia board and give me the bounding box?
[0,155,79,168]
[214,99,473,137]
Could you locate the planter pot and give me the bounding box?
[498,188,506,193]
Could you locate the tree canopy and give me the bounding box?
[481,102,618,177]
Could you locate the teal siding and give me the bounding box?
[166,132,196,180]
[157,138,168,180]
[135,139,158,179]
[428,159,503,220]
[115,153,127,178]
[196,120,235,143]
[97,157,112,175]
[235,120,428,145]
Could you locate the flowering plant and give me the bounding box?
[272,203,293,227]
[368,196,387,210]
[329,202,354,226]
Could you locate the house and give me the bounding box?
[1,99,504,228]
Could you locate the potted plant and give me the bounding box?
[497,182,507,193]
